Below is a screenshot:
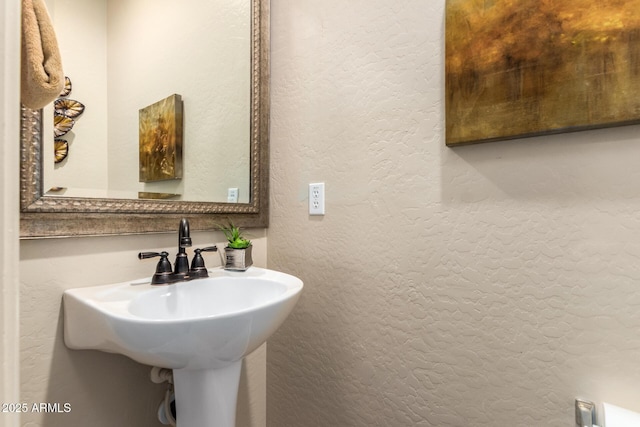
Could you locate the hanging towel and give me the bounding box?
[21,0,64,109]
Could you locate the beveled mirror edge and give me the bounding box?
[20,0,269,239]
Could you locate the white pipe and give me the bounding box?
[163,387,177,427]
[151,366,173,384]
[152,367,176,426]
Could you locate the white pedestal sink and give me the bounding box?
[63,267,303,427]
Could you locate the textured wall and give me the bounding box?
[267,1,640,426]
[20,231,267,427]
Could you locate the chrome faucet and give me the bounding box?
[138,218,217,285]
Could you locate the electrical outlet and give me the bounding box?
[309,183,325,215]
[227,188,239,203]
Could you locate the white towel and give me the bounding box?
[21,0,64,109]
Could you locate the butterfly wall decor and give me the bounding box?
[53,76,86,164]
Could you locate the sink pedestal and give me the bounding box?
[173,361,242,427]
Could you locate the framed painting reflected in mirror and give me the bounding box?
[139,94,184,183]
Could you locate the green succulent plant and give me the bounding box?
[219,223,251,249]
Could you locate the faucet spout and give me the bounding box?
[179,218,192,248]
[174,218,192,279]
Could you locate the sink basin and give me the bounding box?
[63,267,303,427]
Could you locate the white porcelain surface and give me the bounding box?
[63,267,303,370]
[603,402,640,427]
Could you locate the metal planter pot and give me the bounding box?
[224,245,253,271]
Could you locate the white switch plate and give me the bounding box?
[227,188,239,203]
[309,183,325,215]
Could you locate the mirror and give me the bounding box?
[20,0,269,238]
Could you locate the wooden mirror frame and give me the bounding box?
[20,0,269,238]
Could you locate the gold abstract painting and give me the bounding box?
[446,0,640,146]
[139,94,183,182]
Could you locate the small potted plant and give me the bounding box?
[219,223,253,271]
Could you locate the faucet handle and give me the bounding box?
[199,246,219,253]
[139,250,169,260]
[189,246,218,279]
[138,251,175,285]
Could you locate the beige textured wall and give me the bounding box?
[20,231,267,427]
[266,1,640,426]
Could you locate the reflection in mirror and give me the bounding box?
[44,0,250,203]
[20,0,270,238]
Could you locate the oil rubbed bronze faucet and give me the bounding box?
[138,218,217,285]
[173,217,192,281]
